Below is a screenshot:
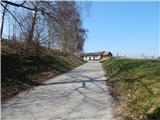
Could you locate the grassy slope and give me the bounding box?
[101,58,160,120]
[2,41,85,100]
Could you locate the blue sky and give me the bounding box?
[83,1,159,57]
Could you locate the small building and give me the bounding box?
[102,51,112,58]
[82,51,112,61]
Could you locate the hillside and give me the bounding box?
[101,58,160,120]
[1,40,85,100]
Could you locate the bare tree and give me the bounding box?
[1,1,89,55]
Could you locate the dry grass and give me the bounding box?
[102,58,160,120]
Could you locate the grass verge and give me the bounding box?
[2,40,85,100]
[101,58,160,120]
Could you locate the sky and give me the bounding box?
[83,1,160,57]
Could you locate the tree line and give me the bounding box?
[1,1,89,55]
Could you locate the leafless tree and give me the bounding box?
[1,0,89,55]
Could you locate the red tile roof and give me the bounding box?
[102,52,110,56]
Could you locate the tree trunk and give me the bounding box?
[27,2,37,44]
[48,26,51,49]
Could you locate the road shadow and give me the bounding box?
[42,79,106,86]
[19,73,108,94]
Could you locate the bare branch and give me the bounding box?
[1,1,35,11]
[1,3,24,31]
[1,1,62,25]
[1,3,7,39]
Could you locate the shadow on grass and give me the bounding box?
[1,55,73,81]
[106,80,119,101]
[1,53,84,100]
[146,107,160,120]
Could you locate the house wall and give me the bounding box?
[95,55,101,60]
[84,56,89,60]
[90,56,94,60]
[83,55,101,61]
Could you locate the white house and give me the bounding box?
[82,51,112,61]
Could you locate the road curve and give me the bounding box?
[2,61,113,120]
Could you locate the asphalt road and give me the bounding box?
[2,61,113,120]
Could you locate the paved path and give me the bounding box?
[2,61,113,120]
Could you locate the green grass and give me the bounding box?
[101,58,160,120]
[2,40,85,100]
